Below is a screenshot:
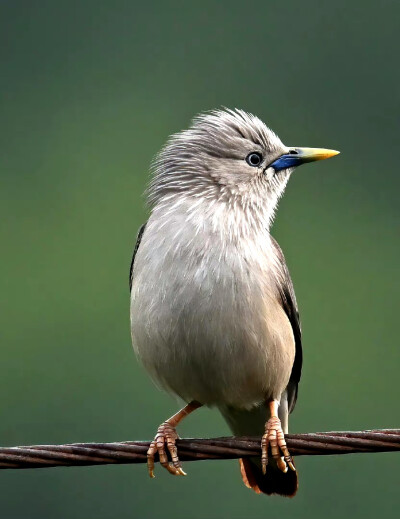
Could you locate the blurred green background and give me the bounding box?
[1,1,399,517]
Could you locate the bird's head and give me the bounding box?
[148,109,339,228]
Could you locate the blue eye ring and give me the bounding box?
[246,152,263,167]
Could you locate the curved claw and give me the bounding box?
[147,421,186,478]
[261,415,296,474]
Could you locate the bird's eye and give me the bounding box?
[246,152,263,167]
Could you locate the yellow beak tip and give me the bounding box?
[303,148,340,161]
[316,148,340,160]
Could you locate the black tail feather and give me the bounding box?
[239,457,298,497]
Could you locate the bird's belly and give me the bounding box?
[131,250,295,408]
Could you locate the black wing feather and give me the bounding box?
[129,223,147,292]
[271,236,303,414]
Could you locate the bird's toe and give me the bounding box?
[147,421,185,477]
[262,416,296,474]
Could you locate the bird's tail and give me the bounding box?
[239,456,298,496]
[219,401,298,497]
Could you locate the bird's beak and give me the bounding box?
[270,147,340,172]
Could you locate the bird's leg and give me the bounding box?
[261,400,296,474]
[147,400,202,478]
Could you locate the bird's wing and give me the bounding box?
[129,223,147,292]
[271,236,303,414]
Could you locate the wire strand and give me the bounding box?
[0,429,398,470]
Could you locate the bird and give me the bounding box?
[129,109,339,496]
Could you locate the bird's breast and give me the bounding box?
[130,206,295,408]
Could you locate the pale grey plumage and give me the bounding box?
[130,109,300,419]
[129,109,339,495]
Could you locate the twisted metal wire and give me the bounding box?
[0,429,398,470]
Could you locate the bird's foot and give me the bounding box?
[261,415,295,474]
[147,421,186,478]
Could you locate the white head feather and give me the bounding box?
[148,109,292,233]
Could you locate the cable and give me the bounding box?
[0,429,398,469]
